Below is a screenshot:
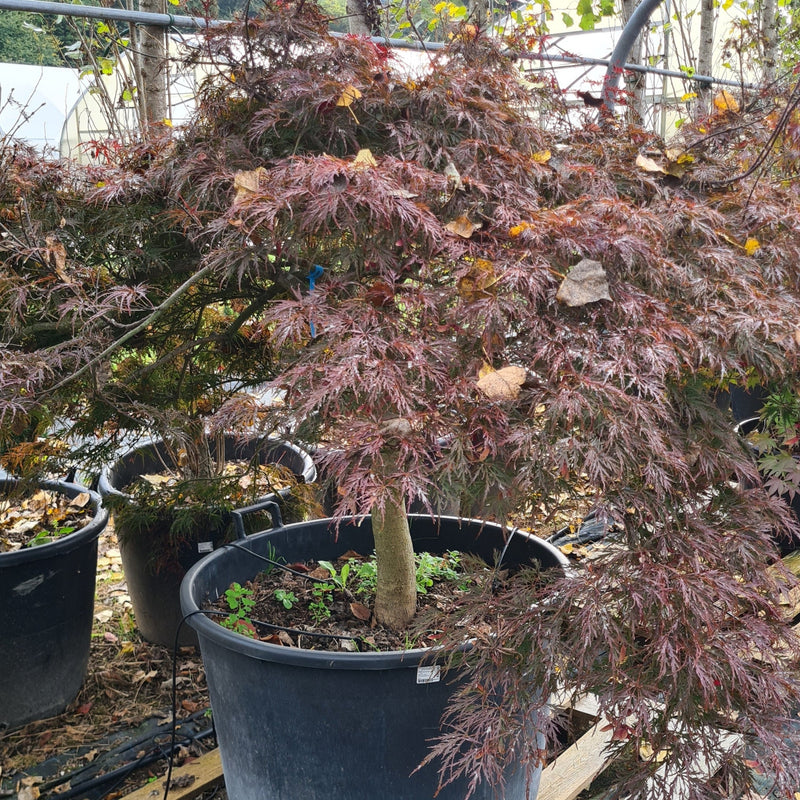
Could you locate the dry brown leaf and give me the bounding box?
[458,259,497,301]
[69,492,91,509]
[353,148,377,168]
[350,601,371,621]
[476,364,526,401]
[140,473,174,486]
[556,259,611,307]
[635,153,666,174]
[443,161,463,191]
[233,166,266,203]
[445,216,482,238]
[45,235,69,282]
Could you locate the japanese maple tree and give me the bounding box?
[4,2,800,796]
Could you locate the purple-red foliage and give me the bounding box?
[4,2,800,795]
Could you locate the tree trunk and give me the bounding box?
[761,0,779,85]
[696,0,716,115]
[469,0,488,31]
[134,0,168,130]
[620,0,646,125]
[346,0,380,36]
[372,488,417,630]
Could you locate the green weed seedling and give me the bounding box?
[309,582,334,624]
[347,557,377,597]
[274,588,297,609]
[222,581,257,638]
[317,559,351,592]
[28,525,76,547]
[415,551,464,594]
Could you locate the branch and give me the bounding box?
[44,264,213,395]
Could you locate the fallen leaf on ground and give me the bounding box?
[350,602,371,621]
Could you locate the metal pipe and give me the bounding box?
[0,0,224,28]
[602,0,664,109]
[0,0,754,92]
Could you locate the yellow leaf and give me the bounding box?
[680,91,698,102]
[744,237,760,255]
[532,149,551,164]
[509,222,530,237]
[713,90,739,115]
[336,85,362,107]
[478,361,494,380]
[639,742,670,763]
[445,215,482,238]
[353,148,377,168]
[476,365,526,401]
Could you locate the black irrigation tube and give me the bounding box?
[0,0,756,95]
[15,709,216,800]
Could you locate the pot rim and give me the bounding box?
[180,514,568,670]
[0,477,108,564]
[98,434,317,499]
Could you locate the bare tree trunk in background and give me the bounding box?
[761,0,779,85]
[133,0,168,130]
[346,0,380,35]
[620,0,645,125]
[469,0,488,30]
[696,0,716,115]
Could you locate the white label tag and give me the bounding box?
[197,541,214,554]
[416,665,441,684]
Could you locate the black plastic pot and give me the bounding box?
[0,477,107,731]
[181,513,567,800]
[736,417,800,556]
[730,384,769,423]
[99,436,316,648]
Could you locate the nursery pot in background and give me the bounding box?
[0,477,107,731]
[181,512,567,800]
[99,436,316,648]
[736,417,800,556]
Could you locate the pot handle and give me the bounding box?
[230,497,284,540]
